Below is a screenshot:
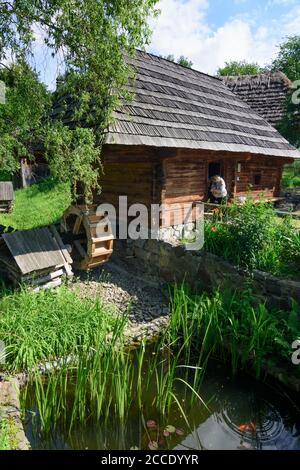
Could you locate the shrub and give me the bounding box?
[204,200,300,277]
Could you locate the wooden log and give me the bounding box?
[32,278,62,292]
[48,225,73,278]
[28,269,64,287]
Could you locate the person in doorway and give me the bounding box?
[209,175,228,204]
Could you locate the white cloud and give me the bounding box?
[283,5,300,34]
[148,0,300,75]
[149,0,209,58]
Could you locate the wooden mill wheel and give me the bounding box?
[60,205,114,270]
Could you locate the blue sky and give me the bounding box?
[35,0,300,89]
[149,0,300,74]
[206,0,298,29]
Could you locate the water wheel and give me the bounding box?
[60,205,114,270]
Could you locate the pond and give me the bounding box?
[23,359,300,451]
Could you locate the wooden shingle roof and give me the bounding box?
[2,227,67,275]
[221,72,291,127]
[105,51,299,159]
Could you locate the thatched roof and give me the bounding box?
[221,72,291,128]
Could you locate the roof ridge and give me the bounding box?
[221,71,292,85]
[136,49,223,84]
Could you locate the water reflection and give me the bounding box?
[176,373,300,450]
[24,366,300,450]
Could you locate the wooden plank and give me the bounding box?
[0,182,13,201]
[32,278,62,292]
[92,247,113,257]
[91,235,114,243]
[73,215,83,235]
[29,269,64,287]
[74,240,87,259]
[48,225,73,265]
[2,227,66,275]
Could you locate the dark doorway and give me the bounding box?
[208,161,222,179]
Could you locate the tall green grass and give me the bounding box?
[0,284,123,372]
[0,177,71,230]
[22,325,209,435]
[7,282,299,439]
[13,285,211,435]
[169,285,300,380]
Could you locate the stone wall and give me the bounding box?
[113,238,300,310]
[0,377,30,450]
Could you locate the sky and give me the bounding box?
[35,0,300,89]
[148,0,300,74]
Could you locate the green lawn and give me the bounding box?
[0,178,71,230]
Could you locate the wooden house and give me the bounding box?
[53,51,300,234]
[221,72,291,127]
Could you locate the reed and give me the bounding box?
[0,283,123,372]
[18,282,300,440]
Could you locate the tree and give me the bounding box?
[0,61,50,173]
[177,55,193,68]
[277,88,300,148]
[44,123,102,203]
[217,60,264,76]
[162,54,193,68]
[0,1,159,202]
[271,35,300,82]
[271,36,300,148]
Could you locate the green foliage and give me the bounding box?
[162,54,193,68]
[0,1,159,201]
[0,283,121,372]
[0,419,10,450]
[217,60,264,76]
[271,35,300,82]
[177,56,193,68]
[270,36,300,146]
[282,161,300,188]
[170,285,300,379]
[44,124,101,203]
[0,61,50,173]
[277,89,300,148]
[0,177,71,230]
[0,417,18,450]
[204,200,300,277]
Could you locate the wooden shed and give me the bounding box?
[0,182,14,213]
[53,51,300,235]
[0,226,73,288]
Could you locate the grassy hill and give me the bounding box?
[0,178,71,230]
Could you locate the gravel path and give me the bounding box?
[75,260,170,341]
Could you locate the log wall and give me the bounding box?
[234,157,283,198]
[98,145,290,228]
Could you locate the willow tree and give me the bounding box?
[0,0,159,201]
[0,61,50,174]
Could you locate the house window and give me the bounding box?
[254,174,262,186]
[237,163,242,173]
